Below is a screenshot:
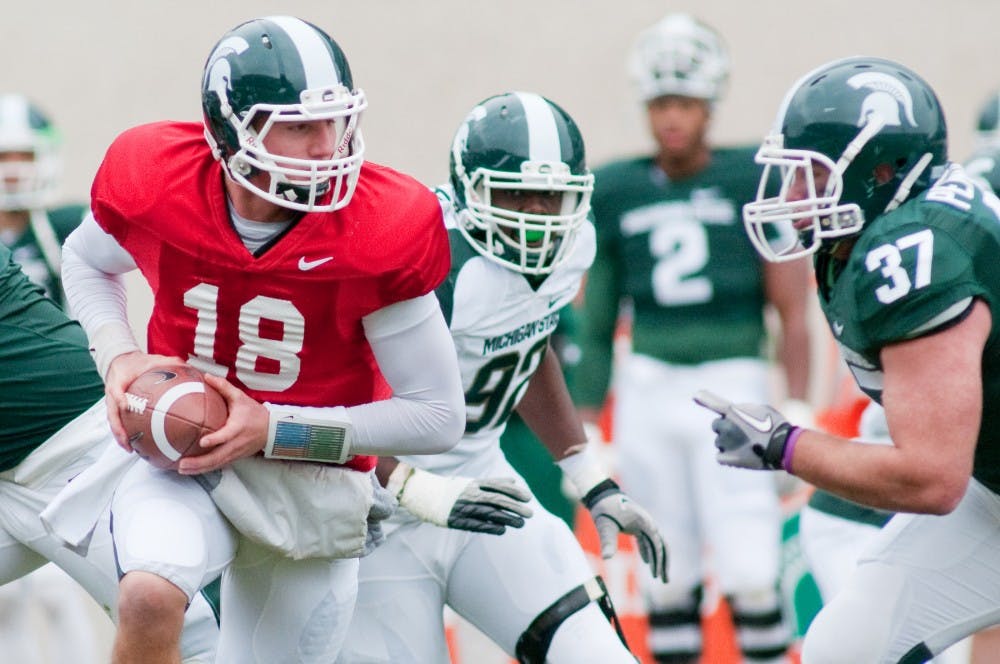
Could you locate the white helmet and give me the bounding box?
[0,94,61,211]
[628,13,730,104]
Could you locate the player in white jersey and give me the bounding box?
[337,92,668,664]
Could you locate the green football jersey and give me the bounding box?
[3,204,85,304]
[817,164,1000,493]
[574,146,768,407]
[0,242,104,472]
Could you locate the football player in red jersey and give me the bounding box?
[58,15,465,664]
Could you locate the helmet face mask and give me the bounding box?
[743,56,948,262]
[451,92,593,276]
[745,138,863,261]
[202,16,366,212]
[0,94,61,211]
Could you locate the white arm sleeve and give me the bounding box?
[351,292,465,454]
[264,293,465,457]
[62,213,142,377]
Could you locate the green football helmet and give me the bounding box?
[0,94,61,211]
[627,13,730,104]
[965,144,1000,194]
[975,91,1000,147]
[201,15,366,212]
[743,56,948,262]
[449,91,593,276]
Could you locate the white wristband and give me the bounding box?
[90,321,141,380]
[264,404,353,464]
[388,463,467,527]
[386,462,416,497]
[556,445,610,498]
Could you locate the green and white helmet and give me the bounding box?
[965,144,1000,194]
[0,94,61,211]
[975,91,1000,148]
[449,91,594,276]
[743,56,948,262]
[627,13,730,104]
[201,15,366,212]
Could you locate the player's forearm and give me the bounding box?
[515,347,587,461]
[790,428,967,514]
[350,293,465,455]
[266,295,464,460]
[778,316,812,401]
[62,217,142,377]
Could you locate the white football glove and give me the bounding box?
[388,463,533,535]
[693,390,799,471]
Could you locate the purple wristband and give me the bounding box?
[782,426,803,473]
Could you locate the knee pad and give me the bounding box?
[515,576,628,664]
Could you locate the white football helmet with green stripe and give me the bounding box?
[0,94,61,211]
[628,13,730,104]
[449,91,593,276]
[201,15,366,212]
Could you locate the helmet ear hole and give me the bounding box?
[874,163,896,185]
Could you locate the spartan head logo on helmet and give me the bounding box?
[204,36,250,115]
[847,72,918,129]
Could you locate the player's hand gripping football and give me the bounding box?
[584,480,669,583]
[105,350,187,450]
[693,390,798,471]
[389,463,534,535]
[178,372,270,475]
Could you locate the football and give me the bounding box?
[120,364,228,470]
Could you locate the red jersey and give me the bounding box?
[91,121,450,472]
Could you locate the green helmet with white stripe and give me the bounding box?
[201,15,366,212]
[449,91,594,275]
[0,94,61,211]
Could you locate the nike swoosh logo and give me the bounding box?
[731,406,773,433]
[832,321,845,336]
[151,370,177,384]
[298,256,334,271]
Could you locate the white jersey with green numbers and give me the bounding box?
[816,163,1000,494]
[397,186,595,477]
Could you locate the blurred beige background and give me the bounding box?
[7,0,1000,201]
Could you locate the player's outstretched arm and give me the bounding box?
[378,458,533,535]
[516,345,669,582]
